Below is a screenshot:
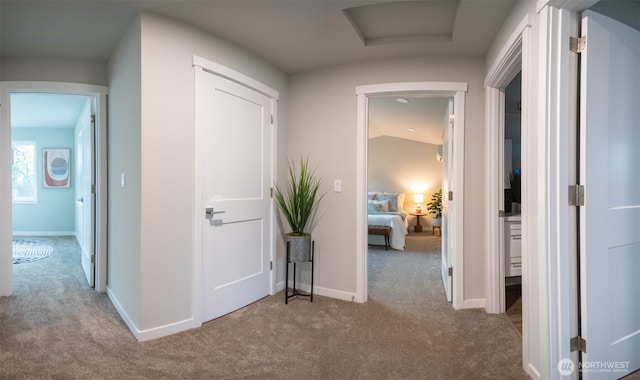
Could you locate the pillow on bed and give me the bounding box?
[377,192,405,212]
[367,199,389,213]
[367,191,379,200]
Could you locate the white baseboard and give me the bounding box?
[274,280,286,294]
[107,286,193,342]
[315,286,356,302]
[462,298,486,309]
[526,363,542,379]
[12,231,75,236]
[275,280,356,303]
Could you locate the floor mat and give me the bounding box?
[12,239,54,264]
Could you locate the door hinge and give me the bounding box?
[569,185,585,206]
[570,36,586,53]
[448,191,453,201]
[270,114,274,124]
[91,114,96,124]
[270,261,273,270]
[91,254,95,264]
[570,336,587,353]
[91,184,96,194]
[499,210,505,217]
[270,187,273,198]
[448,267,453,276]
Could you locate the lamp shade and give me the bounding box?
[413,193,424,203]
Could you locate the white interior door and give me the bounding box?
[440,99,453,302]
[580,10,640,379]
[198,70,272,322]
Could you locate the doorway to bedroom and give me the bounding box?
[366,95,447,305]
[355,82,470,309]
[1,81,108,296]
[10,92,96,287]
[356,81,467,307]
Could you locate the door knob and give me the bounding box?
[205,207,226,219]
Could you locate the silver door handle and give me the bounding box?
[205,208,226,219]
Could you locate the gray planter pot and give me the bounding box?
[286,233,312,262]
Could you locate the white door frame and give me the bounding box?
[0,81,109,294]
[485,13,535,375]
[485,2,598,378]
[355,82,466,308]
[485,15,531,315]
[537,3,596,379]
[192,55,278,328]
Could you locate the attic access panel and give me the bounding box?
[343,1,460,46]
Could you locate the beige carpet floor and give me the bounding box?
[0,234,532,379]
[505,283,522,335]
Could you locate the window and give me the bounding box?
[12,141,38,203]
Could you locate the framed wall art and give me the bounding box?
[43,148,70,188]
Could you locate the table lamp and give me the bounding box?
[413,193,424,213]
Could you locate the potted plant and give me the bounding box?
[273,157,324,262]
[427,189,443,228]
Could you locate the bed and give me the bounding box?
[367,192,409,250]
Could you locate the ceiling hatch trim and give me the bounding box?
[342,0,461,47]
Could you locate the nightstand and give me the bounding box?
[409,212,424,233]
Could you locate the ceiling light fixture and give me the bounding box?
[408,128,416,132]
[396,97,409,104]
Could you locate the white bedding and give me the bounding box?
[367,212,408,250]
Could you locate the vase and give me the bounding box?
[286,233,312,262]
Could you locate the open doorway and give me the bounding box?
[0,82,108,296]
[486,64,525,321]
[355,82,467,308]
[503,72,522,333]
[11,92,96,285]
[366,95,446,304]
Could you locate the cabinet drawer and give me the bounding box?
[506,263,522,277]
[510,239,522,257]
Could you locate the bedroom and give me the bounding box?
[366,94,447,300]
[10,91,99,286]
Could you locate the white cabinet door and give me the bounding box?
[580,10,640,379]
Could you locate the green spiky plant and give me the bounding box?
[273,157,324,235]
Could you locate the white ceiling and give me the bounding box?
[0,0,516,74]
[1,0,516,136]
[369,96,449,144]
[10,93,90,129]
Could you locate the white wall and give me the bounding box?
[288,57,486,300]
[0,58,108,85]
[107,12,288,337]
[107,15,143,331]
[485,1,537,74]
[368,136,442,228]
